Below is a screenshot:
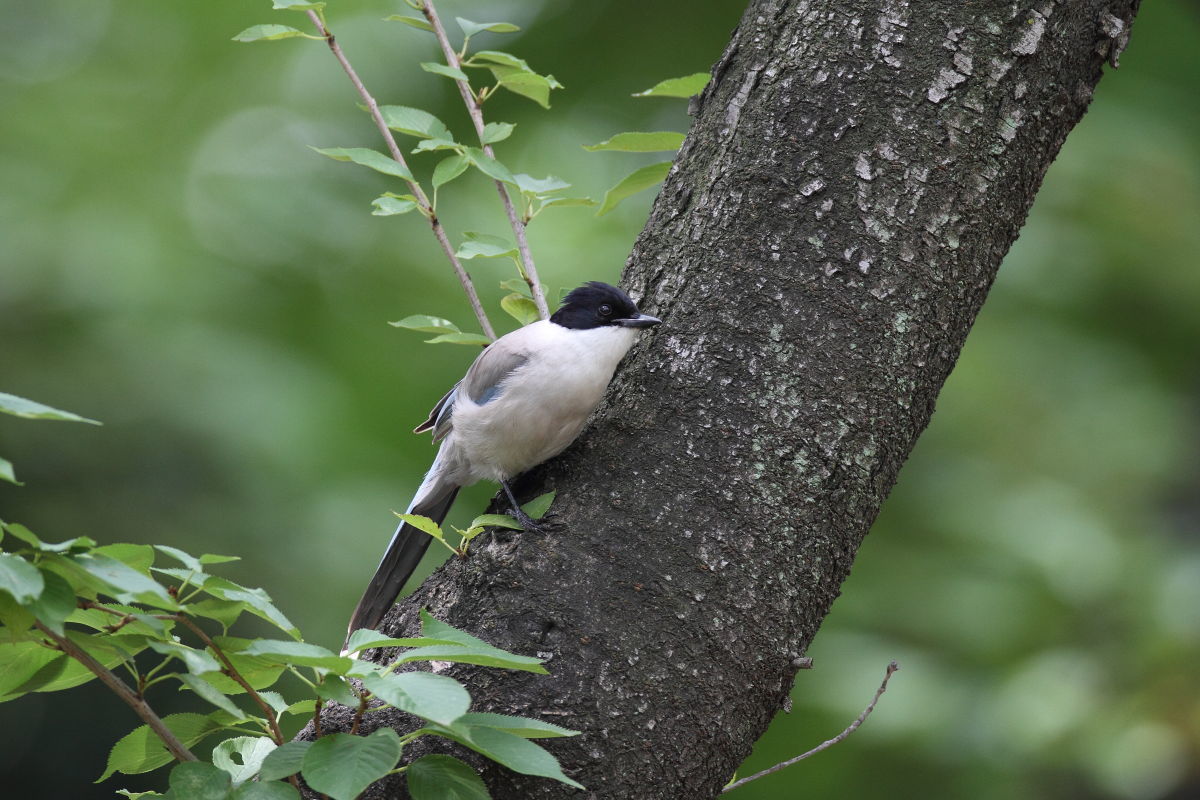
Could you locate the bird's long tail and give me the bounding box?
[345,465,459,641]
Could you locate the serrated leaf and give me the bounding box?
[343,630,458,655]
[583,131,685,152]
[372,194,419,216]
[258,690,289,715]
[199,554,240,565]
[376,106,451,140]
[597,161,672,216]
[464,148,518,186]
[0,641,58,700]
[193,638,285,694]
[259,740,311,782]
[389,315,460,335]
[0,553,44,605]
[66,553,175,609]
[456,18,520,38]
[407,754,490,800]
[360,671,470,726]
[480,122,515,144]
[231,782,300,800]
[200,577,299,638]
[394,514,445,539]
[433,154,470,189]
[0,392,100,424]
[152,545,204,573]
[145,639,221,675]
[115,791,165,799]
[99,713,222,781]
[522,491,556,521]
[431,723,583,789]
[25,568,73,635]
[422,62,470,82]
[166,761,232,800]
[0,456,18,486]
[232,24,308,43]
[187,598,246,631]
[424,332,494,346]
[468,514,524,531]
[0,521,41,547]
[412,137,462,153]
[301,729,403,800]
[315,674,359,707]
[385,15,434,32]
[455,233,517,261]
[311,147,413,182]
[538,196,595,211]
[95,543,155,574]
[272,0,325,10]
[242,640,351,673]
[213,736,276,785]
[632,72,711,98]
[468,51,530,70]
[513,174,569,195]
[393,644,545,672]
[489,67,561,109]
[500,294,540,326]
[458,712,578,739]
[178,673,249,720]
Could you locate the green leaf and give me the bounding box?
[99,713,222,781]
[153,545,204,573]
[145,639,221,675]
[464,148,518,186]
[0,456,19,486]
[26,568,74,635]
[376,105,451,140]
[412,137,462,153]
[489,68,561,109]
[241,640,351,673]
[272,0,325,10]
[0,521,42,548]
[200,577,299,638]
[259,740,311,782]
[311,147,413,182]
[199,554,240,565]
[468,51,530,70]
[371,194,419,216]
[424,333,494,346]
[0,641,58,700]
[213,736,277,785]
[522,491,556,521]
[455,232,517,261]
[421,62,470,82]
[407,754,490,800]
[583,131,685,152]
[258,690,290,715]
[384,15,434,32]
[301,729,403,800]
[0,553,44,604]
[231,782,300,800]
[166,761,232,800]
[392,644,545,673]
[500,294,540,326]
[115,791,166,799]
[432,723,583,789]
[632,72,711,98]
[0,392,100,424]
[513,174,569,195]
[537,196,595,210]
[66,552,175,608]
[433,154,470,189]
[315,674,359,707]
[232,24,308,43]
[178,673,249,720]
[359,671,470,726]
[468,514,524,531]
[457,712,578,739]
[343,631,458,655]
[480,122,515,144]
[187,598,246,631]
[394,514,446,539]
[95,542,156,574]
[194,644,285,695]
[389,315,460,335]
[456,18,520,38]
[597,161,672,216]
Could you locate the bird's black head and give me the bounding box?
[549,281,662,331]
[550,281,661,331]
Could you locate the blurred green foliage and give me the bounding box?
[1,1,1197,798]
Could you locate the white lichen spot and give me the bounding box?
[894,311,911,333]
[952,52,973,75]
[927,67,967,103]
[820,198,834,212]
[855,152,873,180]
[800,178,826,196]
[1013,10,1047,56]
[858,258,872,274]
[1014,81,1027,99]
[988,57,1013,86]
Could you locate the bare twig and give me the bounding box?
[421,0,551,320]
[350,691,370,736]
[303,9,497,340]
[35,622,197,764]
[721,661,899,794]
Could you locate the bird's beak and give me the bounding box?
[616,313,662,329]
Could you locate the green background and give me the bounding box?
[1,1,1197,797]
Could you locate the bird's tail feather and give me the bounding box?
[345,473,460,642]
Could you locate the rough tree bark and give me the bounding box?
[316,1,1140,797]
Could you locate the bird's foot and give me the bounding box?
[500,479,546,532]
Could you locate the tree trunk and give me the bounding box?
[319,1,1140,796]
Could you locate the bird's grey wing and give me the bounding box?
[462,343,529,406]
[413,383,458,442]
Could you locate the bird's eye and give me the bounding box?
[598,304,612,317]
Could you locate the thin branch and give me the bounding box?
[421,0,551,320]
[303,9,497,341]
[350,692,370,736]
[35,622,197,764]
[721,661,899,794]
[174,616,286,745]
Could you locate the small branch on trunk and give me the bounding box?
[303,8,497,341]
[420,0,551,319]
[721,661,899,794]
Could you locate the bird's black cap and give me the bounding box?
[550,281,660,330]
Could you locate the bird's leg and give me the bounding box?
[500,479,544,532]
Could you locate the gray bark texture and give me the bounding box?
[318,0,1140,797]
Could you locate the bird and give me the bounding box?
[347,281,661,638]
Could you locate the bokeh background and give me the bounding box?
[2,0,1197,797]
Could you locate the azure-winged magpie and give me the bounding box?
[347,281,661,637]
